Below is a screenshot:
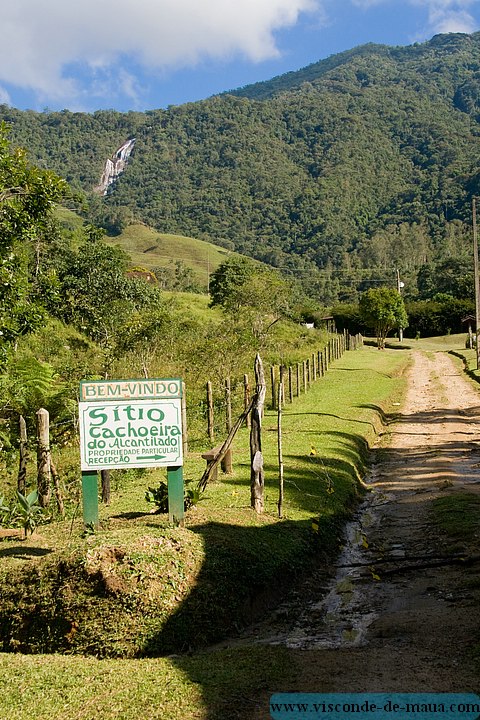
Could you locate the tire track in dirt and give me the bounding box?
[251,351,480,696]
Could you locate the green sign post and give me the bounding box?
[79,378,184,527]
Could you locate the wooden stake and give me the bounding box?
[101,469,111,505]
[36,408,51,508]
[50,457,65,517]
[250,354,266,513]
[225,377,232,432]
[181,382,188,455]
[244,374,251,428]
[206,381,214,442]
[270,365,276,410]
[277,367,284,518]
[18,415,27,495]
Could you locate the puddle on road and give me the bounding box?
[257,479,394,651]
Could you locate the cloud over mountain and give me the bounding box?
[0,0,317,106]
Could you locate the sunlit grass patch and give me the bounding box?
[431,492,480,542]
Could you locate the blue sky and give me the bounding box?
[2,0,480,113]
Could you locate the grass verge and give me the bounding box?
[0,345,410,718]
[0,645,291,720]
[0,346,409,659]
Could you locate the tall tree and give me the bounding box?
[0,124,67,345]
[209,256,295,343]
[359,287,408,349]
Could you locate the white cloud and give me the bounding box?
[0,0,318,106]
[353,0,479,35]
[411,0,478,34]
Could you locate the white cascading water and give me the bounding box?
[96,138,136,194]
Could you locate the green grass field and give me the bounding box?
[0,344,410,719]
[55,207,241,291]
[108,223,236,289]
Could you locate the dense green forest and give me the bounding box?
[2,32,480,302]
[0,122,329,498]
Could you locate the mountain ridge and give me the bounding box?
[2,32,480,301]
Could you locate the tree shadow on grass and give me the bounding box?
[138,517,334,719]
[0,545,53,558]
[110,510,152,520]
[156,422,480,717]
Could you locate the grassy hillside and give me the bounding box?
[54,208,240,292]
[109,223,235,290]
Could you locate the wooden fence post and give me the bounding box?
[18,415,27,495]
[251,354,266,514]
[277,366,284,519]
[244,374,251,429]
[36,408,51,508]
[288,366,293,403]
[296,363,301,397]
[223,377,233,474]
[270,365,276,410]
[303,360,308,392]
[206,381,214,442]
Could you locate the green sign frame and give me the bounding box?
[79,378,185,527]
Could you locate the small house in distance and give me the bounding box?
[126,267,158,284]
[307,316,336,333]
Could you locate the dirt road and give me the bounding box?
[252,350,480,704]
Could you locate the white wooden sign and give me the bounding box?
[79,379,183,470]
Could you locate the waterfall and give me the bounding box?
[95,138,136,195]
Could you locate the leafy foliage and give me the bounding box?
[359,287,408,348]
[3,33,480,300]
[209,256,296,343]
[0,490,49,537]
[0,123,67,343]
[145,481,202,513]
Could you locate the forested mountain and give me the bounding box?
[3,32,480,302]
